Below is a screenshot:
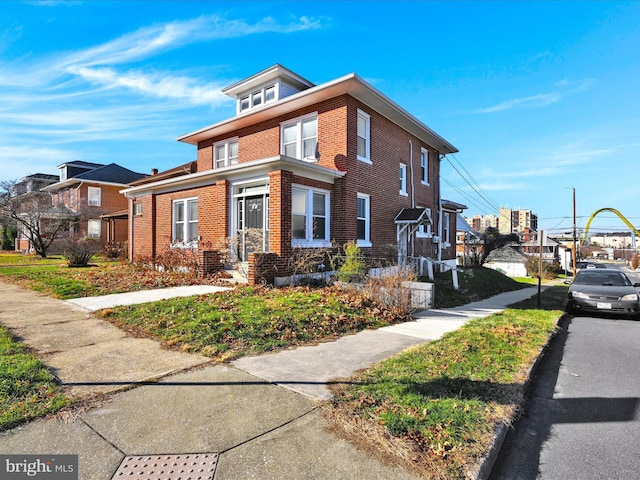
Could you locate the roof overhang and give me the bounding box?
[178,73,458,154]
[120,155,345,198]
[100,209,128,220]
[42,179,130,192]
[442,199,468,212]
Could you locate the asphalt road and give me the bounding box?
[490,308,640,479]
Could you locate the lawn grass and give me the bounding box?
[0,252,67,266]
[0,263,227,299]
[326,293,563,479]
[0,324,69,431]
[98,285,411,360]
[431,267,528,308]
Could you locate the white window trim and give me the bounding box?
[87,186,101,207]
[134,203,142,216]
[356,109,371,164]
[417,207,433,238]
[420,147,430,185]
[172,197,198,247]
[399,163,408,196]
[291,184,331,248]
[356,193,372,247]
[214,138,239,169]
[281,113,318,162]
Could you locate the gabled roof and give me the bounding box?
[394,208,432,225]
[178,72,458,154]
[43,163,147,191]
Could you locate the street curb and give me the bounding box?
[470,313,568,480]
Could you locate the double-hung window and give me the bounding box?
[173,198,198,245]
[421,148,429,185]
[399,163,408,196]
[88,186,101,206]
[443,212,451,246]
[214,139,239,169]
[87,219,101,239]
[356,193,371,247]
[281,114,318,161]
[357,109,371,163]
[291,185,330,246]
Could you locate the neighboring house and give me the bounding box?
[12,173,60,252]
[484,244,528,277]
[121,64,461,283]
[522,236,561,264]
[42,161,147,245]
[453,212,479,266]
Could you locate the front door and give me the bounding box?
[237,194,269,261]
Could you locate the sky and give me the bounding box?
[1,0,639,237]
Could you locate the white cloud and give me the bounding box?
[0,12,325,180]
[475,93,562,113]
[474,78,594,114]
[66,66,228,106]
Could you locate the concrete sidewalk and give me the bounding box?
[0,281,542,480]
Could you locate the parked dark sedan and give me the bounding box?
[567,268,640,316]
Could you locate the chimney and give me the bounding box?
[151,168,158,175]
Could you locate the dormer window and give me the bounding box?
[238,83,277,113]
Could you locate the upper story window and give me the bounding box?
[399,163,408,196]
[281,114,318,162]
[88,186,101,206]
[214,139,239,169]
[134,203,142,216]
[421,148,429,185]
[173,198,198,246]
[239,83,277,113]
[357,109,371,163]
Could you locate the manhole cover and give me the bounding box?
[112,453,218,480]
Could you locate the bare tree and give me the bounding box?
[0,180,76,258]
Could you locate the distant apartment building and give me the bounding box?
[466,214,498,233]
[498,207,538,237]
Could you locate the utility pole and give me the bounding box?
[572,187,577,278]
[538,229,544,308]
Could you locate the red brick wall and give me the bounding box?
[135,92,448,274]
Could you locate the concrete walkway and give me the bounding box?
[0,281,542,480]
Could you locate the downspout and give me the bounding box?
[409,140,415,259]
[409,140,415,208]
[74,181,84,235]
[438,155,444,264]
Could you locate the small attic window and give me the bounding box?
[238,83,277,113]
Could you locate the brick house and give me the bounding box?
[42,161,147,245]
[122,65,462,283]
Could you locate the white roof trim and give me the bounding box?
[178,73,458,154]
